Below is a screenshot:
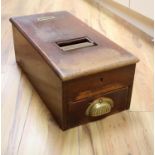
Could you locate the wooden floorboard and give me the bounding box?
[2,0,153,155]
[79,111,153,155]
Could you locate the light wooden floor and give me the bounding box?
[2,0,154,155]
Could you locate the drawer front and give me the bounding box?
[68,87,128,127]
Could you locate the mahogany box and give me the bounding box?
[10,11,139,130]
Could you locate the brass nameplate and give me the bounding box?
[37,16,56,22]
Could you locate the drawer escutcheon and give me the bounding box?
[85,97,114,117]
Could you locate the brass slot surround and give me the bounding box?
[85,97,114,117]
[56,37,97,51]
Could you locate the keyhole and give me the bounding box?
[100,78,103,82]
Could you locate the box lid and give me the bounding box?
[10,11,139,81]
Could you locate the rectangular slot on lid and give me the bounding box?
[56,37,97,51]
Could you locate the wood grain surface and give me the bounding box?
[2,0,153,155]
[10,12,138,81]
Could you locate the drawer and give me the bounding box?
[68,87,128,127]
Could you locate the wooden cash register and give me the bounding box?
[10,11,139,130]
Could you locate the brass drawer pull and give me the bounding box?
[85,97,114,117]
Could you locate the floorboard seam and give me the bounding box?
[17,91,33,155]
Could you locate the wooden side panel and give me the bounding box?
[12,25,65,129]
[64,65,136,102]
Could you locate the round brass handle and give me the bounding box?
[85,97,114,117]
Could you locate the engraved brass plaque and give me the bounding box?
[37,16,55,22]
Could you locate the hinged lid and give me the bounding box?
[10,11,139,81]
